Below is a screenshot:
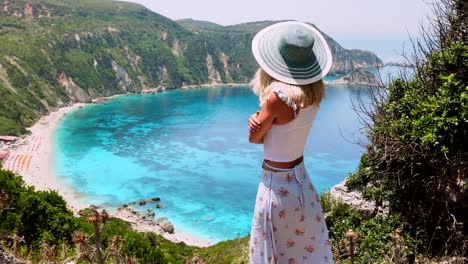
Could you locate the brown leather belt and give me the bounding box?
[262,156,304,172]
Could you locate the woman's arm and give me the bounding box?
[248,93,282,144]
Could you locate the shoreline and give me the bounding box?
[1,92,219,247]
[2,103,90,211]
[181,82,250,89]
[139,82,250,94]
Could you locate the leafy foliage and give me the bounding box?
[0,116,26,136]
[194,237,250,264]
[0,170,172,262]
[321,193,420,263]
[0,170,76,249]
[346,0,467,256]
[0,168,445,263]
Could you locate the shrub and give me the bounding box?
[0,170,76,249]
[74,213,170,263]
[346,0,467,256]
[321,193,420,263]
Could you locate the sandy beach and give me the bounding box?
[2,103,89,211]
[1,101,214,248]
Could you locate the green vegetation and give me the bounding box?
[346,0,467,258]
[0,169,188,263]
[73,211,167,263]
[321,193,420,263]
[195,237,250,263]
[0,169,76,255]
[0,0,381,136]
[0,168,431,264]
[0,168,252,263]
[0,116,26,136]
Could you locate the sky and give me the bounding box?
[121,0,434,62]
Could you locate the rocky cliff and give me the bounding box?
[331,69,384,87]
[177,19,384,76]
[0,0,383,135]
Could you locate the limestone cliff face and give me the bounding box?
[0,63,16,94]
[160,65,171,86]
[177,19,384,78]
[0,1,385,134]
[111,61,137,93]
[123,45,141,71]
[206,54,222,84]
[219,52,232,83]
[171,38,182,56]
[3,1,49,18]
[309,29,384,75]
[23,3,32,19]
[328,46,383,75]
[57,72,91,103]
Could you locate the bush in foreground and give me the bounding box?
[0,170,76,250]
[0,169,172,263]
[346,0,467,256]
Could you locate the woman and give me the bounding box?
[248,21,334,264]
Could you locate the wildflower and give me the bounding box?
[86,209,100,224]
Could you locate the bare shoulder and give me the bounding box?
[266,91,295,122]
[266,91,289,108]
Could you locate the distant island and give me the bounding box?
[330,69,384,87]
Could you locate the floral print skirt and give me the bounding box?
[249,162,333,264]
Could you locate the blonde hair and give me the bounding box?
[250,68,325,107]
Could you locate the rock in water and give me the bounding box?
[147,209,155,218]
[150,197,161,202]
[159,221,174,234]
[156,216,168,224]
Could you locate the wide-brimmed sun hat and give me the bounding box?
[252,21,333,85]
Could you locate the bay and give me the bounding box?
[54,84,370,243]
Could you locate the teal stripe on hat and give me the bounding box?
[252,21,333,85]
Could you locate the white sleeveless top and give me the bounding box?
[263,89,319,162]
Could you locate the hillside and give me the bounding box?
[177,19,384,76]
[0,0,382,135]
[331,69,384,87]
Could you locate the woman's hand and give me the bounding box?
[248,111,261,132]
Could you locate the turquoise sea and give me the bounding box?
[54,81,372,243]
